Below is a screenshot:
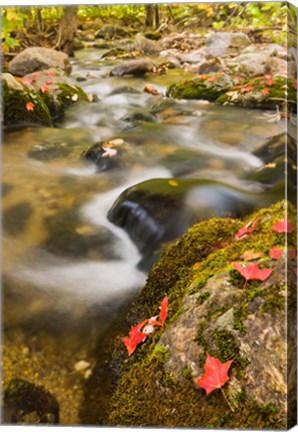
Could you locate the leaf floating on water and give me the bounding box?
[233,262,273,289]
[26,102,35,111]
[197,354,233,395]
[273,217,294,234]
[269,246,283,260]
[102,146,118,158]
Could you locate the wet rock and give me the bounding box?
[107,178,255,268]
[133,33,160,54]
[3,379,59,424]
[110,59,154,77]
[95,25,134,40]
[2,183,14,197]
[8,47,71,77]
[122,111,157,124]
[78,29,95,42]
[28,141,70,161]
[3,202,33,235]
[197,57,222,74]
[43,226,120,260]
[81,142,122,172]
[167,74,233,101]
[101,47,126,59]
[109,86,141,96]
[204,32,251,57]
[73,37,84,50]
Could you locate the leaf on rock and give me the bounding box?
[269,246,283,260]
[235,218,259,239]
[240,86,254,93]
[40,85,50,93]
[233,262,273,289]
[102,146,118,158]
[241,250,265,261]
[122,319,149,356]
[273,217,294,234]
[144,83,160,96]
[26,102,35,111]
[262,88,270,96]
[159,295,168,326]
[197,354,233,395]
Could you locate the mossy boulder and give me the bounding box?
[216,76,296,110]
[166,74,233,101]
[2,77,52,127]
[110,59,155,77]
[106,201,296,429]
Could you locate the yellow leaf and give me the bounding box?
[168,180,178,187]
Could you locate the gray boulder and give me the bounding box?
[8,47,71,77]
[230,52,271,77]
[205,32,251,57]
[133,33,160,54]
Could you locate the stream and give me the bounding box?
[2,47,285,424]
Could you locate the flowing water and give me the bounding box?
[2,47,285,424]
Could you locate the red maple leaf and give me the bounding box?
[22,78,34,85]
[46,79,54,85]
[235,218,259,240]
[26,102,35,111]
[33,72,41,79]
[207,76,216,82]
[47,70,56,77]
[269,246,283,260]
[233,262,273,289]
[40,85,50,93]
[265,79,274,86]
[197,354,233,395]
[289,248,296,260]
[262,88,270,96]
[122,319,149,356]
[240,86,254,93]
[273,217,294,234]
[264,74,272,80]
[146,296,168,328]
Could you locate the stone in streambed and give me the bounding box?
[3,379,59,424]
[8,47,71,76]
[109,59,154,77]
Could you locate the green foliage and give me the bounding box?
[78,5,145,25]
[1,7,25,51]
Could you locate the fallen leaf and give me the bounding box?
[46,79,54,85]
[269,246,283,260]
[241,250,265,261]
[197,354,233,395]
[22,78,34,85]
[168,180,178,187]
[262,88,270,96]
[47,70,56,77]
[264,74,272,80]
[233,262,273,289]
[206,76,216,82]
[144,83,160,96]
[235,218,259,240]
[40,85,50,93]
[289,248,296,260]
[240,86,254,93]
[193,262,201,270]
[273,217,294,234]
[159,295,168,326]
[122,319,149,356]
[72,93,79,101]
[26,102,35,111]
[33,72,41,79]
[266,79,274,86]
[102,146,118,158]
[143,316,159,335]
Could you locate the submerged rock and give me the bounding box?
[81,142,122,172]
[106,201,296,429]
[3,379,59,424]
[109,59,154,77]
[28,141,70,161]
[8,47,71,76]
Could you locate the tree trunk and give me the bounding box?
[145,4,154,27]
[57,6,77,57]
[154,5,159,29]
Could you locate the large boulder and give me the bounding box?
[228,52,271,77]
[105,200,296,429]
[109,59,154,77]
[204,32,251,57]
[133,33,160,54]
[8,47,71,77]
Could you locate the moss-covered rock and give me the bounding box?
[2,79,52,127]
[166,74,233,101]
[106,201,296,429]
[216,76,296,110]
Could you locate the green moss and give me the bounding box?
[181,367,192,379]
[211,329,239,362]
[167,75,233,101]
[3,81,52,127]
[196,291,211,305]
